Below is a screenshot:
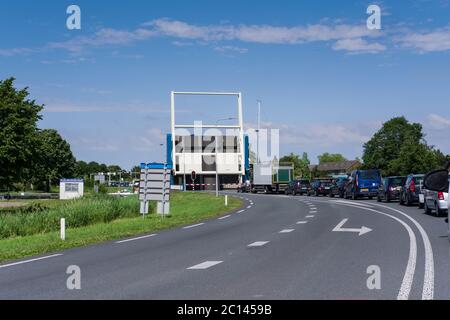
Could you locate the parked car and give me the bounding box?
[344,169,382,200]
[377,176,406,202]
[329,177,348,198]
[423,174,450,216]
[285,179,311,196]
[308,179,333,197]
[422,167,450,240]
[399,174,424,206]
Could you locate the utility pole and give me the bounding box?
[256,100,261,164]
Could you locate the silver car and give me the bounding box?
[423,187,449,217]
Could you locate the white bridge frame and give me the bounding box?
[170,91,245,179]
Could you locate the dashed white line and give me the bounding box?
[279,229,295,233]
[0,254,63,269]
[297,221,308,224]
[187,261,223,270]
[116,234,157,244]
[183,223,205,230]
[248,241,269,247]
[247,206,252,209]
[237,209,245,213]
[306,215,315,218]
[309,211,317,214]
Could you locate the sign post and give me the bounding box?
[191,171,196,191]
[139,163,171,217]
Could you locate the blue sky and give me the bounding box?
[1,0,450,169]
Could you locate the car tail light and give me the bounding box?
[438,192,445,200]
[410,179,415,192]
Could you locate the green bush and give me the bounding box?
[0,195,143,239]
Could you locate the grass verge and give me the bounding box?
[0,192,241,263]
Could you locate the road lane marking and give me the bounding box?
[187,261,223,270]
[247,206,252,209]
[297,221,308,224]
[183,223,205,230]
[279,229,295,233]
[0,254,63,269]
[331,202,417,300]
[116,234,157,244]
[306,215,315,218]
[237,209,245,213]
[372,203,434,300]
[332,218,372,236]
[218,215,231,220]
[248,241,269,247]
[309,211,317,213]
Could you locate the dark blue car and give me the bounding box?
[344,169,382,200]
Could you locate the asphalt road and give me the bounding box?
[0,192,449,300]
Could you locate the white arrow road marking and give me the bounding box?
[188,261,223,270]
[332,218,372,236]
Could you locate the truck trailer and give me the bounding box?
[248,162,294,194]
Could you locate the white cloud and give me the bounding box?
[213,45,248,54]
[332,38,386,54]
[0,47,33,56]
[48,28,157,53]
[397,25,450,52]
[43,18,385,55]
[427,113,450,129]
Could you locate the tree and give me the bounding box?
[280,152,311,179]
[362,116,443,176]
[32,129,76,191]
[0,78,43,189]
[318,153,347,164]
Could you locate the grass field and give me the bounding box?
[0,192,242,262]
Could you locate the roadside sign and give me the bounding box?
[139,163,171,216]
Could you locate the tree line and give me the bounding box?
[0,78,131,192]
[281,116,448,179]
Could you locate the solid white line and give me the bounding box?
[297,221,308,224]
[279,229,295,233]
[306,215,315,218]
[183,223,205,229]
[187,261,223,270]
[116,234,157,244]
[237,209,245,213]
[218,215,231,220]
[372,203,434,300]
[248,241,269,247]
[0,254,63,269]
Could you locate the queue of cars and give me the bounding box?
[281,169,449,217]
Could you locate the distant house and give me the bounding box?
[309,160,362,177]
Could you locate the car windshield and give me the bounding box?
[390,177,404,186]
[414,176,424,185]
[359,170,380,180]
